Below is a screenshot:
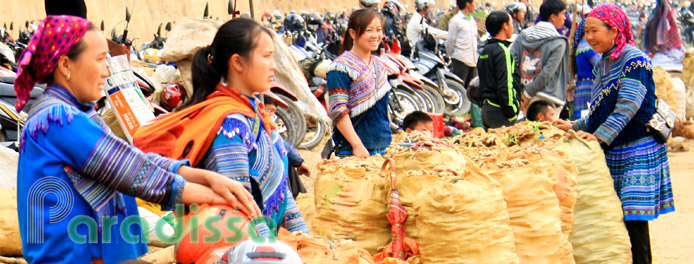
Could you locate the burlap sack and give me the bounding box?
[415,160,518,264]
[277,228,375,264]
[554,138,632,264]
[396,168,460,241]
[687,89,694,118]
[390,147,467,173]
[160,18,220,62]
[139,245,175,264]
[488,162,573,264]
[0,187,22,256]
[312,156,391,254]
[295,193,316,234]
[654,67,677,110]
[682,53,694,89]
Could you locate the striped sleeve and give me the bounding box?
[201,114,253,190]
[326,70,352,122]
[42,105,185,208]
[594,68,648,145]
[282,186,310,233]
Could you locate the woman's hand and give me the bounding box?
[177,166,261,217]
[352,144,370,158]
[180,182,227,205]
[575,131,599,142]
[204,172,262,217]
[297,162,312,177]
[553,119,573,132]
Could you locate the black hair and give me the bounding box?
[263,95,277,106]
[45,0,87,18]
[457,0,474,9]
[180,18,273,110]
[526,100,552,121]
[340,9,383,55]
[486,10,511,37]
[540,0,566,22]
[402,111,433,131]
[65,23,98,60]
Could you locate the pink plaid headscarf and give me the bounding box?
[13,15,92,111]
[587,4,635,60]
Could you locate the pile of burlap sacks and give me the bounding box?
[657,52,694,144]
[297,122,636,264]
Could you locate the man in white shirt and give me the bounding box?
[446,0,478,88]
[407,0,447,53]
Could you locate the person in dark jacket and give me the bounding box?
[263,96,310,198]
[479,10,521,128]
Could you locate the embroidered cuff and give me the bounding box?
[572,117,587,131]
[332,109,350,123]
[594,126,616,146]
[170,159,191,174]
[162,175,186,211]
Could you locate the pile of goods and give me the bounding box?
[298,121,633,264]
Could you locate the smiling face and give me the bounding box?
[350,16,383,53]
[239,32,277,94]
[584,16,619,54]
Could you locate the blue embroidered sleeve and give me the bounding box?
[282,186,310,233]
[573,116,588,131]
[201,114,253,190]
[163,175,186,211]
[144,153,191,173]
[327,70,352,122]
[38,105,186,207]
[593,66,648,145]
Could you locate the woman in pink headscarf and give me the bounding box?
[555,4,674,264]
[15,15,260,264]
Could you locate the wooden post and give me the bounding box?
[566,0,583,103]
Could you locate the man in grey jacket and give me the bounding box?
[510,0,569,114]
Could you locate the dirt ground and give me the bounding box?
[298,138,694,264]
[649,140,694,264]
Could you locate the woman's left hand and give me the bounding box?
[205,172,262,218]
[575,131,600,142]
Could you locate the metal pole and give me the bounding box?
[249,0,255,19]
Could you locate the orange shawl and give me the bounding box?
[133,83,276,167]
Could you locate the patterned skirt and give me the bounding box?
[605,136,675,221]
[573,77,593,119]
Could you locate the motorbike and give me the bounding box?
[0,76,44,141]
[412,37,471,116]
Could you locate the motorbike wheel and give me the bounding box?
[389,86,421,128]
[275,106,299,147]
[443,78,471,116]
[299,115,327,150]
[418,83,446,114]
[276,94,306,148]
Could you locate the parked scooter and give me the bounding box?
[0,77,45,141]
[413,37,471,115]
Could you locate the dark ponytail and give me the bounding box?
[178,18,273,110]
[340,9,384,55]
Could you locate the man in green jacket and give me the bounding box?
[479,10,521,128]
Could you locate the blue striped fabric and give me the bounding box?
[202,111,309,233]
[605,136,675,220]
